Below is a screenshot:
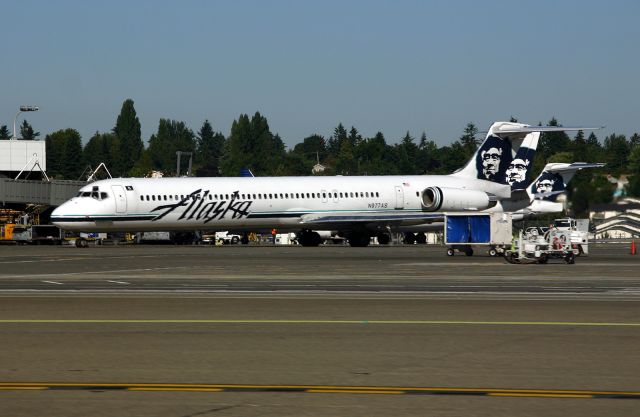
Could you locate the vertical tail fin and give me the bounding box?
[452,122,602,191]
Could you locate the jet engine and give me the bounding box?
[421,186,491,211]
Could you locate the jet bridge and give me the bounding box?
[0,178,85,206]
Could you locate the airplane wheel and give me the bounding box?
[75,238,88,248]
[231,236,240,245]
[564,252,575,264]
[488,248,498,257]
[404,233,416,245]
[446,248,455,256]
[377,233,391,245]
[349,233,371,247]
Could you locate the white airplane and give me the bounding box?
[51,121,600,247]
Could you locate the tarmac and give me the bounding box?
[0,243,639,416]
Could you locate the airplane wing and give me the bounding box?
[300,211,445,226]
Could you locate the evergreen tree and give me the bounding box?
[459,122,479,159]
[195,120,225,177]
[538,117,571,160]
[113,99,143,175]
[45,129,83,179]
[20,120,40,140]
[327,123,348,156]
[416,132,440,174]
[572,130,587,161]
[147,119,196,175]
[625,145,640,197]
[396,131,419,174]
[0,125,10,140]
[83,132,119,172]
[220,112,284,176]
[603,133,630,174]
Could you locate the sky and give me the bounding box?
[2,0,639,147]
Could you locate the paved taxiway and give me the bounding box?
[0,244,639,416]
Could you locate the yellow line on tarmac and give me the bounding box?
[0,383,639,399]
[488,393,593,398]
[306,389,403,395]
[128,387,223,392]
[0,319,639,327]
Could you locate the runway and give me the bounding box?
[1,244,639,416]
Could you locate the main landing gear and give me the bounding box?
[297,230,322,247]
[348,231,371,247]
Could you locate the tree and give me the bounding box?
[0,125,10,140]
[195,120,225,177]
[147,119,196,175]
[220,112,285,176]
[20,120,40,140]
[396,131,419,174]
[113,99,143,175]
[45,129,83,179]
[538,117,571,161]
[603,133,630,175]
[459,122,479,159]
[327,123,348,156]
[626,145,640,197]
[416,132,440,174]
[83,132,119,173]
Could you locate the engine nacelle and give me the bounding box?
[421,187,491,211]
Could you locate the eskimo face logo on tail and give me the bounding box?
[530,172,565,201]
[151,189,253,223]
[475,135,512,183]
[506,158,530,187]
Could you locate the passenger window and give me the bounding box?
[376,192,379,197]
[253,194,256,199]
[285,193,289,199]
[152,195,156,201]
[140,196,144,201]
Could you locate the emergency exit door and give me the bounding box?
[111,185,127,213]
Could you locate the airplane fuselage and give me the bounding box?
[51,175,507,232]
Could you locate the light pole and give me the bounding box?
[13,105,39,140]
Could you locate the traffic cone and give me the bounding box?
[632,240,637,255]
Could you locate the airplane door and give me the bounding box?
[112,185,127,213]
[394,186,404,209]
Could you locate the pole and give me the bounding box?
[13,110,22,140]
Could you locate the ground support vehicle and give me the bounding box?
[11,225,63,245]
[504,228,577,264]
[552,218,590,255]
[444,213,513,256]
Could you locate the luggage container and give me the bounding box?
[444,213,512,256]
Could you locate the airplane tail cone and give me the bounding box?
[631,240,637,255]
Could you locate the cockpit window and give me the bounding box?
[77,189,108,200]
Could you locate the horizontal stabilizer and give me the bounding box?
[493,125,604,135]
[543,162,606,173]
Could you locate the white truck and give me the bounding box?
[552,218,590,255]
